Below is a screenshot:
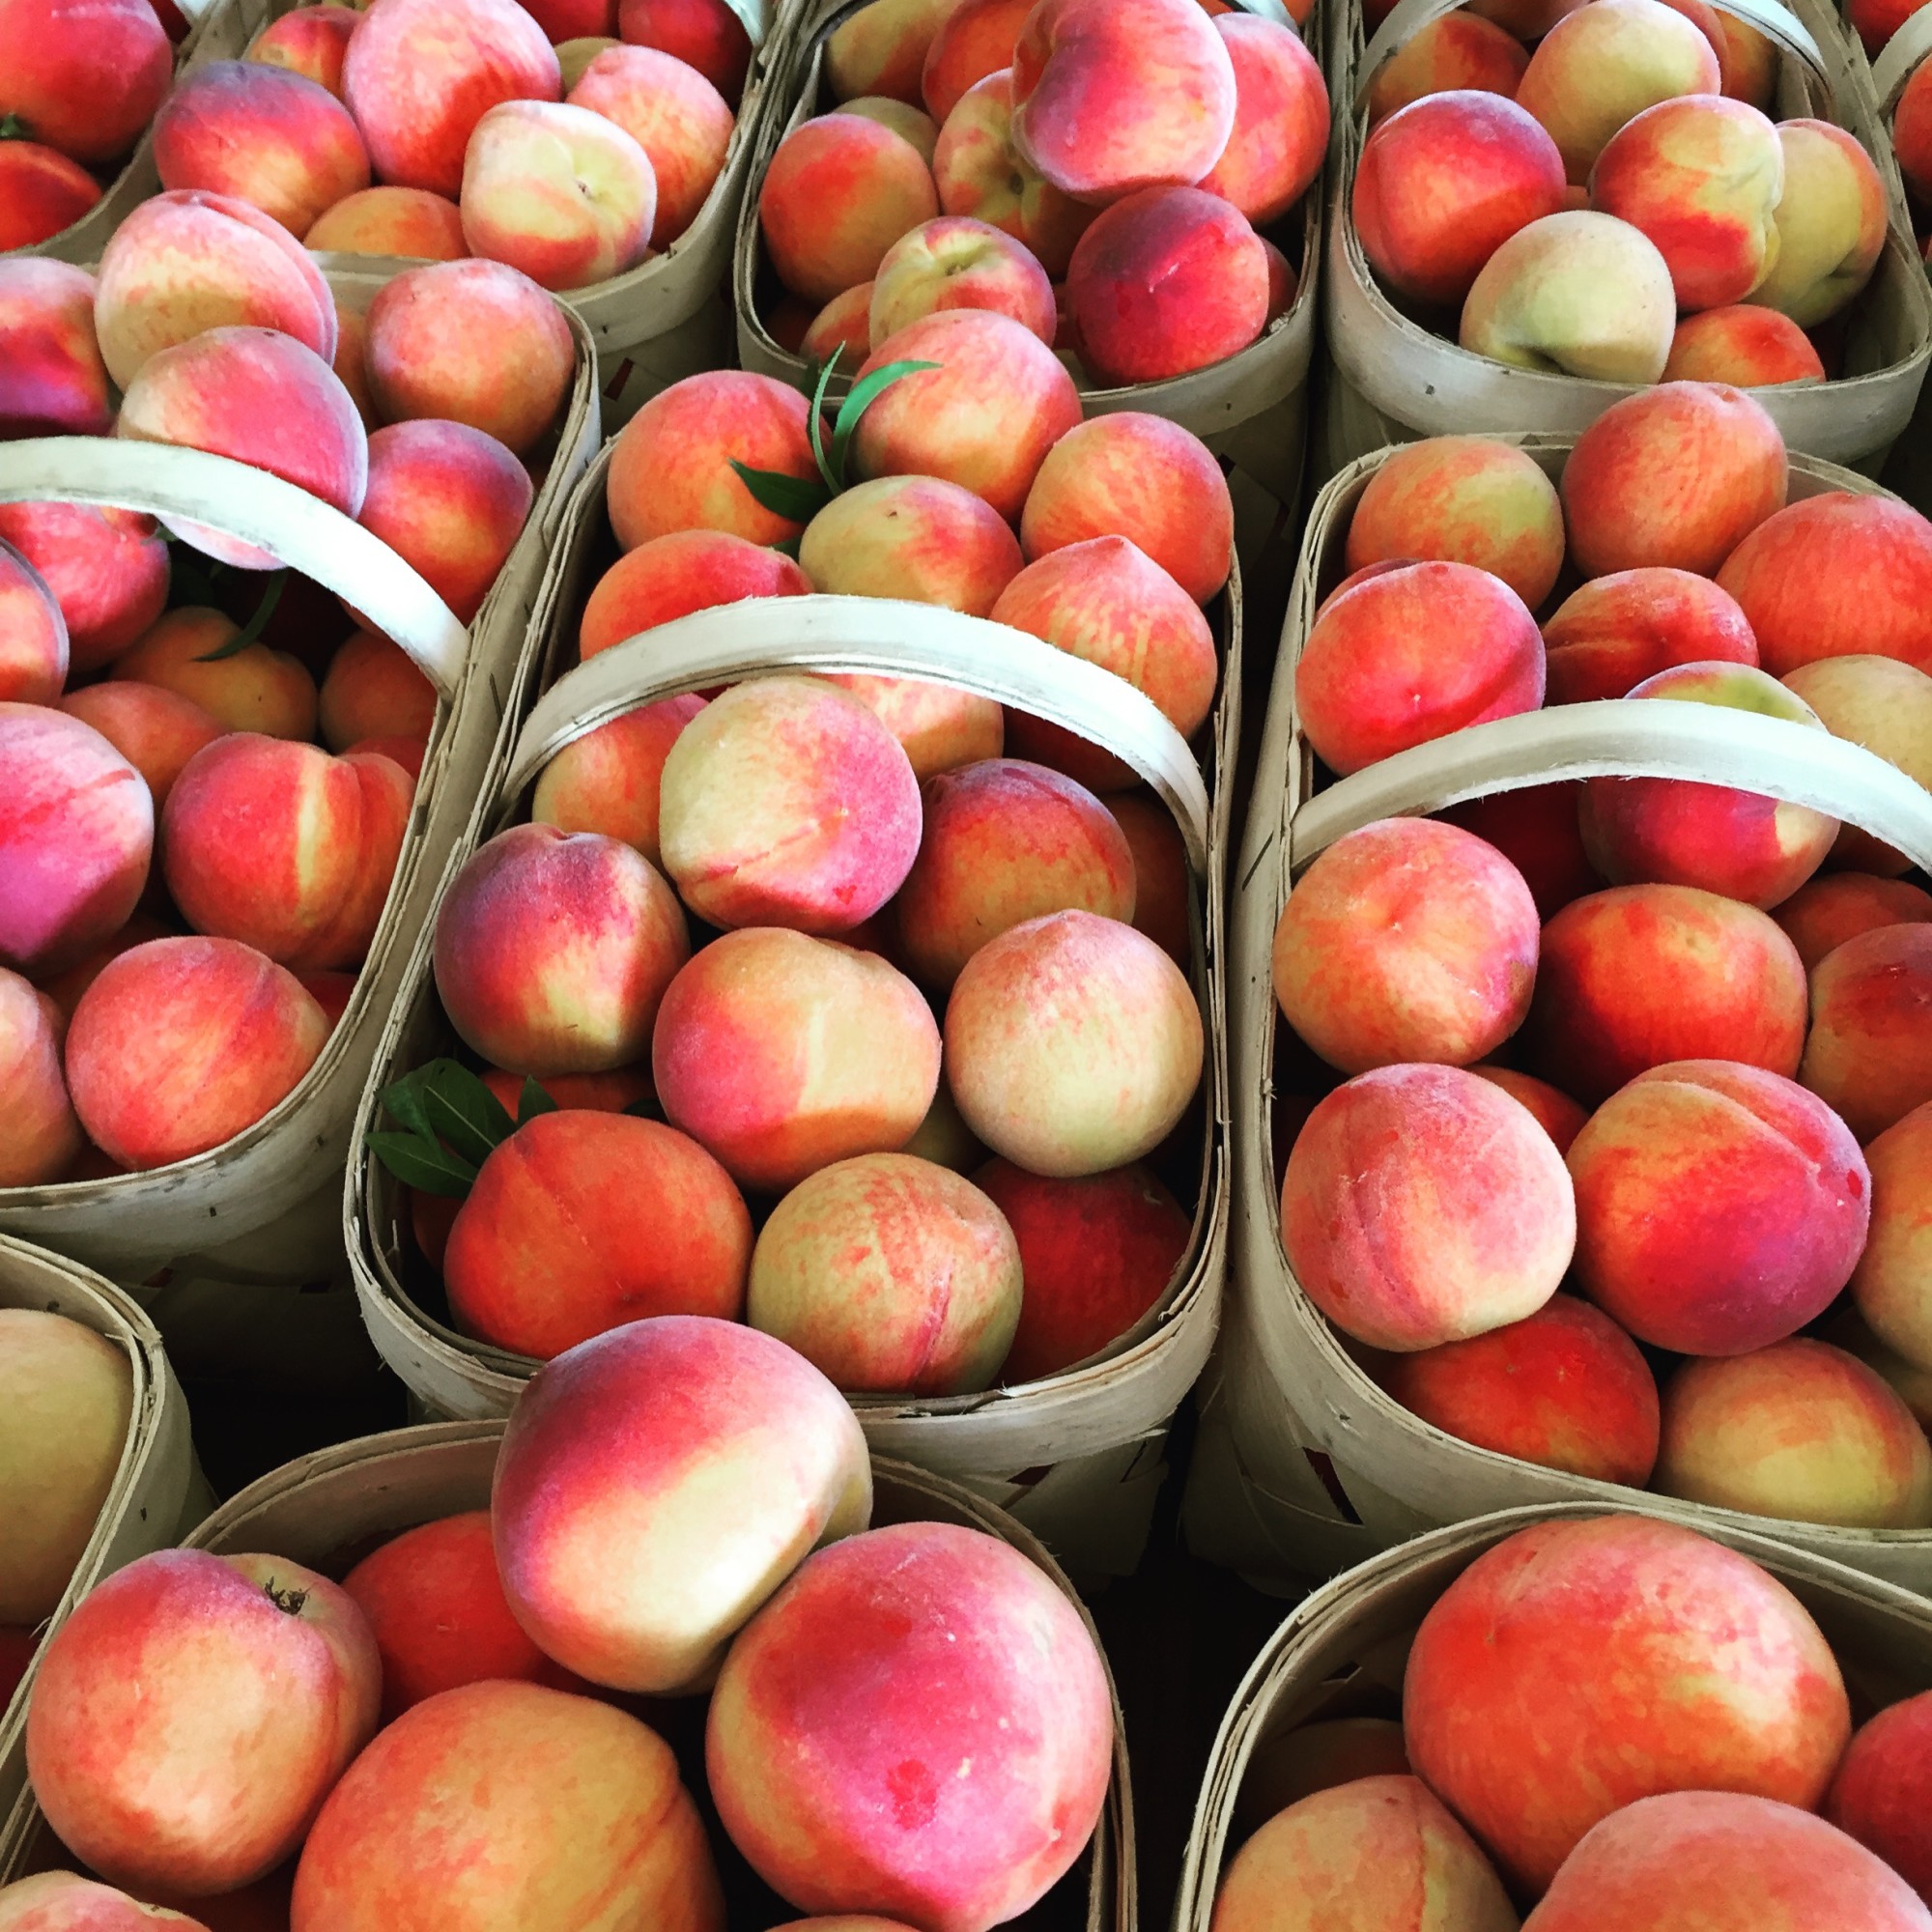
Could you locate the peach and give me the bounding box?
[1542,567,1757,703]
[838,99,942,163]
[822,673,1005,779]
[759,115,940,304]
[1009,0,1236,204]
[0,260,111,439]
[1020,412,1232,604]
[341,0,560,196]
[1365,13,1527,126]
[1663,303,1828,385]
[800,282,876,362]
[154,61,371,239]
[1282,1064,1574,1352]
[1560,382,1786,578]
[825,0,964,105]
[1294,559,1543,777]
[1897,60,1932,205]
[1777,874,1932,971]
[799,474,1024,613]
[1345,437,1563,611]
[304,185,468,256]
[92,191,337,393]
[112,609,319,741]
[900,1074,985,1171]
[921,0,1029,125]
[364,258,577,457]
[434,824,690,1076]
[34,910,175,1027]
[1850,1102,1932,1371]
[1466,1067,1582,1153]
[1656,1338,1932,1525]
[317,630,438,752]
[27,1549,381,1896]
[1460,208,1676,381]
[1441,782,1602,918]
[246,4,361,97]
[0,0,171,164]
[606,369,818,549]
[1107,792,1189,960]
[1801,923,1932,1143]
[659,676,923,933]
[494,1314,870,1689]
[60,684,222,811]
[329,301,376,428]
[1211,1777,1516,1932]
[0,504,168,676]
[342,1512,578,1722]
[1577,662,1836,908]
[444,1112,752,1356]
[945,908,1201,1177]
[706,1520,1113,1932]
[653,927,941,1192]
[0,138,100,250]
[1196,13,1327,226]
[0,705,152,979]
[1065,185,1267,385]
[0,973,81,1187]
[1829,1692,1932,1904]
[1783,656,1932,873]
[854,309,1081,520]
[1718,493,1932,679]
[567,45,732,249]
[1751,120,1888,327]
[1528,1792,1932,1932]
[460,99,656,291]
[290,1680,724,1932]
[581,532,809,655]
[932,71,1094,279]
[117,327,368,573]
[1353,92,1566,308]
[479,1064,655,1117]
[747,1152,1022,1393]
[1273,818,1539,1074]
[1527,883,1807,1103]
[1590,96,1782,312]
[531,696,706,865]
[1569,1059,1868,1355]
[0,538,66,706]
[869,214,1055,345]
[992,536,1218,785]
[0,1305,128,1634]
[1516,0,1719,185]
[897,758,1135,987]
[620,0,753,102]
[526,0,617,40]
[1405,1515,1850,1895]
[355,418,532,624]
[1848,0,1926,51]
[974,1155,1189,1378]
[0,1872,209,1927]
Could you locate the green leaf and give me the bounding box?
[728,460,831,526]
[0,114,32,142]
[805,347,843,496]
[830,360,938,490]
[194,569,286,661]
[622,1094,662,1120]
[365,1131,478,1198]
[420,1059,516,1167]
[377,1065,436,1141]
[517,1077,559,1125]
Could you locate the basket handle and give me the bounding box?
[503,593,1213,874]
[1873,6,1932,109]
[1291,699,1932,875]
[0,438,469,700]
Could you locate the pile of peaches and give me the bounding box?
[2,0,755,284]
[753,0,1327,387]
[1272,384,1932,1531]
[1353,0,1889,388]
[0,242,577,1186]
[1211,1512,1932,1930]
[1,1313,1118,1929]
[375,358,1230,1396]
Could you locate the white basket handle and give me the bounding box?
[1874,5,1932,108]
[0,438,469,700]
[504,593,1213,873]
[1292,700,1932,874]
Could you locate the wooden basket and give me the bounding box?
[1317,0,1932,477]
[0,1418,1137,1932]
[1171,1499,1932,1932]
[343,440,1236,1577]
[1184,431,1932,1593]
[0,1234,194,1825]
[730,0,1325,554]
[0,271,600,1286]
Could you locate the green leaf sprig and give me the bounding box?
[366,1059,554,1199]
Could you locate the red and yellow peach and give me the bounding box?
[530,696,706,866]
[0,0,171,164]
[568,43,734,248]
[798,474,1024,613]
[113,608,319,741]
[304,185,467,257]
[0,502,168,675]
[1800,923,1932,1143]
[1541,567,1757,704]
[0,259,110,440]
[1197,12,1327,226]
[759,114,939,304]
[1663,304,1829,386]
